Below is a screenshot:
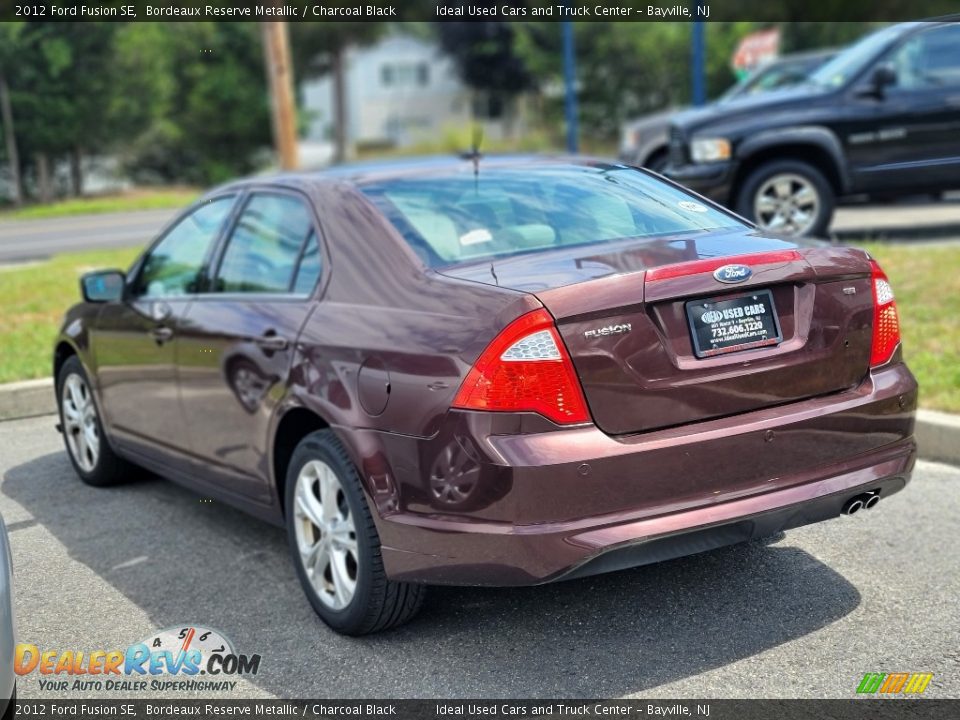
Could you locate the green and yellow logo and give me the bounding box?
[856,673,934,695]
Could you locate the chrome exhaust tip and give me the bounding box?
[864,494,881,510]
[843,497,864,516]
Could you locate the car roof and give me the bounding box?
[212,155,632,193]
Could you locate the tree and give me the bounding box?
[516,22,693,143]
[109,23,272,185]
[0,23,24,205]
[290,22,387,163]
[435,14,535,128]
[9,25,77,201]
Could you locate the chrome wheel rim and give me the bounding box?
[293,460,359,611]
[61,373,100,472]
[754,173,820,236]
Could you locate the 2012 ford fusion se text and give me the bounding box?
[53,157,917,635]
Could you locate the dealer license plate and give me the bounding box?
[686,289,782,358]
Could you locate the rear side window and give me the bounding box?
[213,193,317,294]
[360,165,744,267]
[292,231,322,294]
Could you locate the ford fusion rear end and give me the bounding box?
[359,165,917,587]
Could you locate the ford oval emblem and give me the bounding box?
[713,264,752,284]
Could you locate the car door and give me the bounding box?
[94,195,236,464]
[175,190,323,503]
[848,24,960,192]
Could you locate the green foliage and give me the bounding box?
[436,15,535,98]
[109,23,271,185]
[0,246,142,384]
[513,20,881,142]
[0,22,271,191]
[0,189,198,220]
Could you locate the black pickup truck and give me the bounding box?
[666,19,960,237]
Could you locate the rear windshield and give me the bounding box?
[360,164,745,267]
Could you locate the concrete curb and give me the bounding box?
[915,410,960,467]
[0,378,958,467]
[0,378,55,421]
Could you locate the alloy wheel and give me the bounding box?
[293,460,359,611]
[753,173,820,236]
[61,373,100,473]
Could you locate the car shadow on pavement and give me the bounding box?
[4,451,862,698]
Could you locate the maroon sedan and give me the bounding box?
[53,157,916,635]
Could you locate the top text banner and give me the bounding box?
[3,0,960,22]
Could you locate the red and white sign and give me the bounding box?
[732,27,782,72]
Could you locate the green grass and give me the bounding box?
[0,242,957,413]
[860,243,960,414]
[0,247,140,383]
[0,188,199,221]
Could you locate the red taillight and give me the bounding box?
[453,308,590,425]
[870,259,901,367]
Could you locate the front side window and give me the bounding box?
[361,165,745,267]
[135,196,234,298]
[808,23,904,89]
[887,25,960,91]
[213,193,316,294]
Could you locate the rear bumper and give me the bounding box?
[372,362,917,586]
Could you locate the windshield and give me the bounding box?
[361,165,746,268]
[721,55,830,101]
[808,24,902,88]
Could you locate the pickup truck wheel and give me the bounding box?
[737,160,834,238]
[285,430,426,635]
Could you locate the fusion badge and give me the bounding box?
[584,323,632,340]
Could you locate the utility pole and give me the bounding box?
[262,22,299,170]
[562,19,579,154]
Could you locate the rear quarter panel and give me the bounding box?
[283,182,540,503]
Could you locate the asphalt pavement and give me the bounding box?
[0,196,959,264]
[0,414,957,699]
[0,210,175,263]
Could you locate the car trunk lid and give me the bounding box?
[536,242,875,435]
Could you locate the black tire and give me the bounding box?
[285,430,425,635]
[736,159,835,238]
[56,356,134,487]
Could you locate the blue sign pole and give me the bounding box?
[562,19,579,154]
[692,4,706,107]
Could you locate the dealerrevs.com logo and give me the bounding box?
[14,625,261,693]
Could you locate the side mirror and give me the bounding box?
[867,63,897,98]
[81,270,126,303]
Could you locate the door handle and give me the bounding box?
[149,326,174,345]
[255,333,289,352]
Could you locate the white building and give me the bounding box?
[301,34,523,157]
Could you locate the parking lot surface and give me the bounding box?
[1,414,957,699]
